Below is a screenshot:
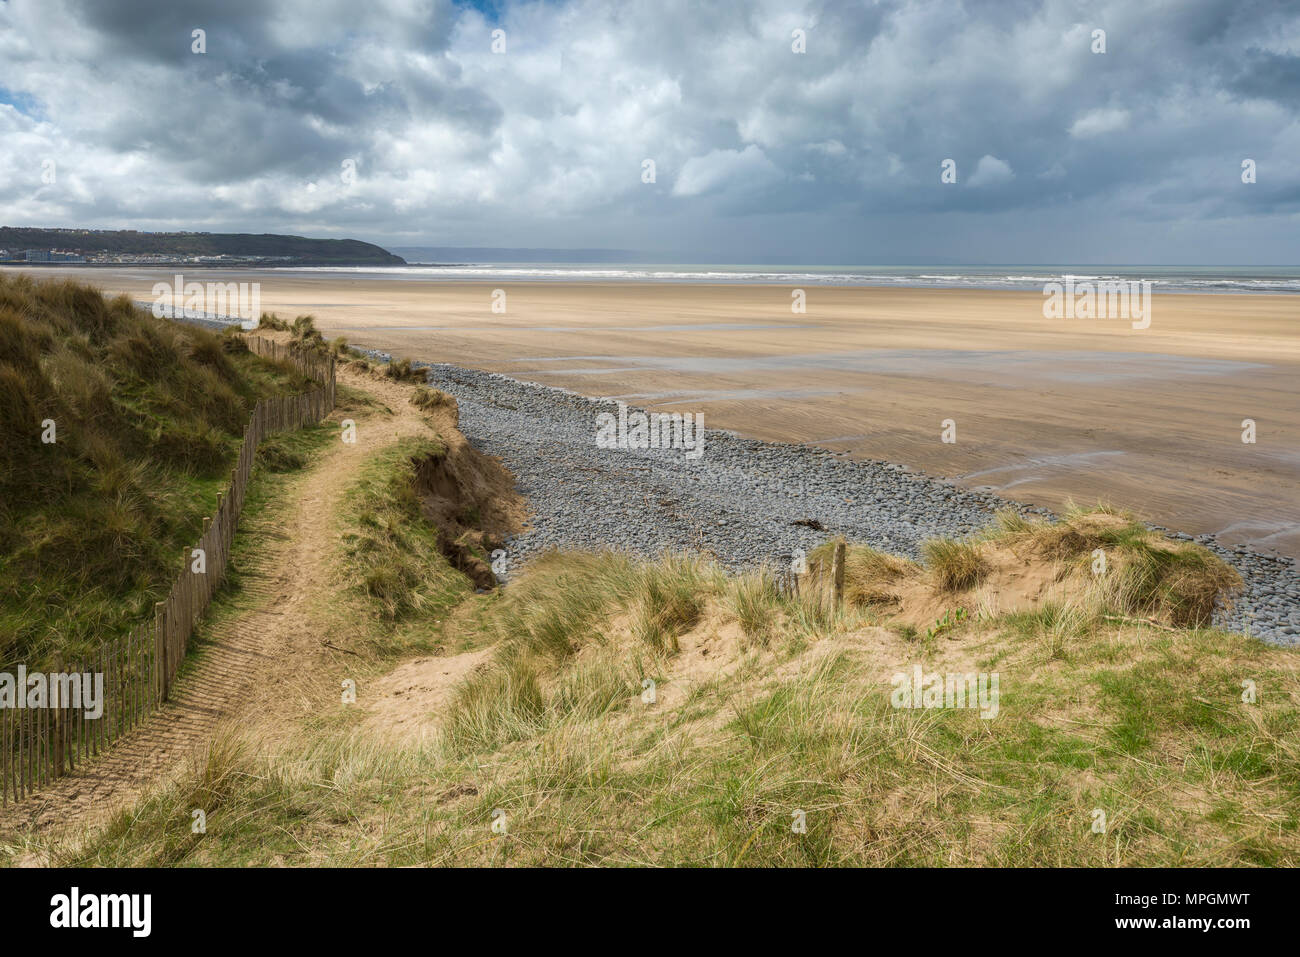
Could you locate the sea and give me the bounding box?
[291,263,1300,294]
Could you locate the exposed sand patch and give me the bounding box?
[652,617,749,709]
[362,649,492,742]
[888,541,1070,629]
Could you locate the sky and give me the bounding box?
[0,0,1297,264]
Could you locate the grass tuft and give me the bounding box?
[989,505,1242,627]
[382,357,425,382]
[410,385,458,423]
[921,538,990,591]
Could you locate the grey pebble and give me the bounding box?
[412,357,1300,649]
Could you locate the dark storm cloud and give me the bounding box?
[1231,49,1300,105]
[0,0,1295,262]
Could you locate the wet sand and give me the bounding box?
[13,266,1300,558]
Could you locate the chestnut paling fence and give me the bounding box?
[1,336,335,805]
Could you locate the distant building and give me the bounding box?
[11,249,83,263]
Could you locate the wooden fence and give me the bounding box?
[1,336,335,805]
[776,541,846,608]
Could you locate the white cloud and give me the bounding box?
[967,155,1014,187]
[672,145,781,197]
[1069,107,1132,139]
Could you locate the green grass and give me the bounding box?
[50,594,1300,866]
[437,550,865,760]
[337,436,472,651]
[921,538,990,591]
[727,568,779,642]
[0,273,315,667]
[135,417,338,702]
[12,425,1292,868]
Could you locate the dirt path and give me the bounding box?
[0,366,433,838]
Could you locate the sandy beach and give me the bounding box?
[13,266,1300,558]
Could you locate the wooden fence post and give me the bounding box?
[52,657,63,780]
[831,541,846,609]
[156,601,170,703]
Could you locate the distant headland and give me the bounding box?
[0,227,405,266]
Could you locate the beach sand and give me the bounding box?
[14,266,1300,558]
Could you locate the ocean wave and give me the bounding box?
[294,264,1300,293]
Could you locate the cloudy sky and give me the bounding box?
[1,0,1297,264]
